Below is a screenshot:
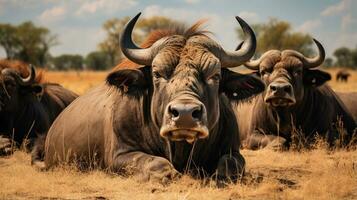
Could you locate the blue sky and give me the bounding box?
[0,0,356,58]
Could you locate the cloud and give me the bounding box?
[321,0,350,16]
[76,0,137,16]
[238,11,259,23]
[38,5,67,23]
[143,5,241,50]
[185,0,200,4]
[50,26,106,56]
[297,19,322,33]
[341,14,355,31]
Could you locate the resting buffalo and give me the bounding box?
[336,69,351,82]
[0,60,78,155]
[39,13,265,186]
[337,92,357,122]
[235,40,356,150]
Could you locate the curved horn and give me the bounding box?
[1,64,36,86]
[283,39,325,69]
[235,41,260,70]
[219,16,257,68]
[120,12,166,66]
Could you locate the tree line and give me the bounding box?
[1,17,356,70]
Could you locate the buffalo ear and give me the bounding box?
[303,69,331,87]
[220,68,265,101]
[20,84,44,98]
[106,66,150,92]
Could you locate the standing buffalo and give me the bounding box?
[0,60,78,155]
[39,13,265,186]
[336,69,351,82]
[235,39,356,150]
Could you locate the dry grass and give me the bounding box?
[43,70,107,95]
[0,68,356,199]
[0,149,356,199]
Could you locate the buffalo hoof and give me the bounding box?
[32,161,46,171]
[0,136,13,156]
[141,157,181,185]
[216,154,245,188]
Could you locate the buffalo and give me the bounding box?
[336,69,351,82]
[337,92,357,122]
[235,40,356,150]
[0,59,78,155]
[37,13,265,186]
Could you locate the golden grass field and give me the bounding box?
[0,68,356,200]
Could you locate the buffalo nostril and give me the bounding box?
[192,107,202,120]
[270,85,277,91]
[169,106,180,118]
[283,85,292,93]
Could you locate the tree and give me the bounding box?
[0,21,57,66]
[236,18,313,56]
[99,16,180,67]
[333,47,353,68]
[323,57,334,68]
[52,54,84,70]
[0,23,19,59]
[351,48,357,69]
[85,51,111,70]
[99,17,130,68]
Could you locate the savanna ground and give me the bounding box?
[0,68,356,200]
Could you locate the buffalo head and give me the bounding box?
[243,39,330,109]
[0,65,42,113]
[107,13,265,143]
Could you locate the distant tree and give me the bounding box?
[99,16,180,67]
[236,18,313,56]
[99,17,130,68]
[52,54,83,70]
[351,47,357,69]
[0,21,57,66]
[323,57,334,68]
[333,47,353,68]
[85,51,111,70]
[0,23,19,59]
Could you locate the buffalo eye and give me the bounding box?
[206,73,221,83]
[293,69,302,77]
[260,69,271,77]
[152,71,161,79]
[4,80,15,91]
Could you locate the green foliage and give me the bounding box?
[323,57,334,68]
[333,47,353,67]
[85,51,111,71]
[52,54,84,70]
[236,18,313,56]
[0,21,57,66]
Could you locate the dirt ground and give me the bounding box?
[0,68,356,199]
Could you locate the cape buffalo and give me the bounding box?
[0,60,78,155]
[235,40,356,150]
[337,92,357,121]
[40,13,265,186]
[336,69,351,82]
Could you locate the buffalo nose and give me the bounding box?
[269,82,293,95]
[169,103,203,122]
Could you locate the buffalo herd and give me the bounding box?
[0,12,356,186]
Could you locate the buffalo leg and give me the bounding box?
[111,151,181,184]
[0,135,12,156]
[31,134,46,170]
[244,133,286,150]
[216,151,245,188]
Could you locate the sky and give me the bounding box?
[0,0,356,59]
